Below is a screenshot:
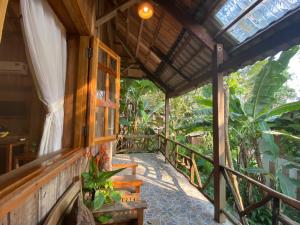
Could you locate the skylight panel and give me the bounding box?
[215,0,300,43]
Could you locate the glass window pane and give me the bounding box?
[108,108,115,136]
[96,70,106,99]
[110,58,117,72]
[109,75,116,102]
[98,49,107,65]
[95,107,105,137]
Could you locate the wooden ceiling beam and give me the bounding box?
[197,0,226,24]
[151,47,191,81]
[115,27,171,92]
[135,19,144,57]
[154,29,186,75]
[96,0,139,27]
[157,0,218,52]
[168,70,211,98]
[143,11,165,64]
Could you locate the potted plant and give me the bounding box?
[81,147,124,223]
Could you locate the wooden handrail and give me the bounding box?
[221,165,300,211]
[156,133,300,224]
[0,148,85,219]
[157,133,214,163]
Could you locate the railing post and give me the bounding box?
[175,144,178,168]
[157,134,160,153]
[272,198,280,225]
[212,43,226,223]
[190,152,195,184]
[165,94,170,163]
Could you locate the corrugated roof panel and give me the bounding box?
[215,0,300,42]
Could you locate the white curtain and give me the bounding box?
[21,0,67,155]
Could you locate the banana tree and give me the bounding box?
[196,46,300,197]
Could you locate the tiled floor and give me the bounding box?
[113,153,232,225]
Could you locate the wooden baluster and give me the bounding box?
[165,94,170,163]
[157,134,160,152]
[190,152,195,184]
[272,198,280,225]
[175,144,178,168]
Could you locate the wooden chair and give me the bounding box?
[14,152,37,169]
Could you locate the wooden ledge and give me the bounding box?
[0,148,85,219]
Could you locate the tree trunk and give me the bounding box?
[254,140,266,184]
[224,87,244,210]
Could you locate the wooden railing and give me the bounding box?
[156,133,300,225]
[118,133,300,225]
[116,134,159,153]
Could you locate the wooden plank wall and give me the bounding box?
[0,154,86,225]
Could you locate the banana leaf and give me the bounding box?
[245,46,299,119]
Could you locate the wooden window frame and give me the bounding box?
[87,38,120,146]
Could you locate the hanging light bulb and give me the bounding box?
[138,1,154,20]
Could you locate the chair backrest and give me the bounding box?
[43,180,80,225]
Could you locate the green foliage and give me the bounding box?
[96,214,113,223]
[245,46,299,118]
[120,46,300,223]
[82,157,124,210]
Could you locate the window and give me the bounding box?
[215,0,300,43]
[88,39,120,145]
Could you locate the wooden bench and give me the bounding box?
[112,175,143,194]
[43,178,146,225]
[93,201,147,225]
[112,163,138,175]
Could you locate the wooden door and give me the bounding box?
[87,38,120,146]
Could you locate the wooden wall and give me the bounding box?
[0,149,86,225]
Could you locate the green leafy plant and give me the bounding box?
[82,157,124,210]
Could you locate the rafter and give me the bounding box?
[114,27,172,92]
[157,0,218,52]
[135,19,144,57]
[143,11,165,64]
[96,0,139,27]
[163,45,207,84]
[154,29,186,75]
[151,47,191,81]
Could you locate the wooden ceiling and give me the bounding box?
[98,0,300,97]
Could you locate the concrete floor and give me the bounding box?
[113,153,232,225]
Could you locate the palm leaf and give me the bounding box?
[245,46,299,118]
[257,101,300,120]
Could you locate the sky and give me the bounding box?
[287,51,300,98]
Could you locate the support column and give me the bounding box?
[212,44,226,223]
[164,94,170,162]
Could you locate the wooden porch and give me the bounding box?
[113,152,232,225]
[0,0,300,224]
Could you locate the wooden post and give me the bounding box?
[165,94,170,162]
[212,44,226,223]
[175,144,178,168]
[272,198,280,225]
[0,0,8,43]
[190,152,195,184]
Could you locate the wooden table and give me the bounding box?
[0,137,28,172]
